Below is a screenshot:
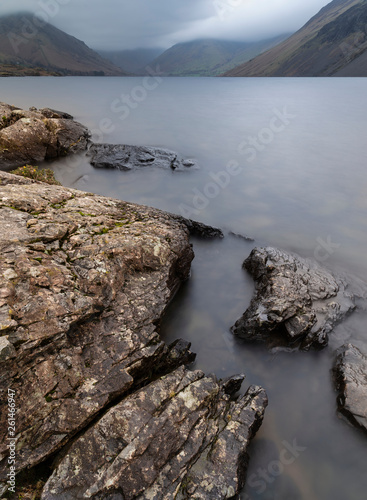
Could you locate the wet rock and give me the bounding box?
[0,102,90,169]
[0,170,194,484]
[174,216,224,239]
[38,108,74,120]
[229,231,255,242]
[41,369,267,500]
[334,344,367,433]
[232,247,359,350]
[221,373,246,396]
[0,170,266,498]
[87,143,198,171]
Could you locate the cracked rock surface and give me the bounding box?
[0,102,89,169]
[41,368,267,499]
[0,170,194,484]
[0,171,266,498]
[232,247,362,350]
[334,344,367,433]
[87,143,198,171]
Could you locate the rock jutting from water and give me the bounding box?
[0,170,267,499]
[232,247,361,350]
[0,102,90,169]
[87,143,198,171]
[334,343,367,433]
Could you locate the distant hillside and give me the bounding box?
[0,63,60,76]
[97,48,164,74]
[148,36,289,76]
[225,0,366,76]
[0,13,126,76]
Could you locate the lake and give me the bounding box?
[2,76,367,499]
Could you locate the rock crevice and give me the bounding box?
[0,171,266,499]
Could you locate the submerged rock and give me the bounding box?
[232,247,359,350]
[334,344,367,433]
[0,102,90,169]
[87,143,198,171]
[229,231,255,242]
[0,171,266,498]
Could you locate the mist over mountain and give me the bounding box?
[97,48,164,74]
[0,13,126,76]
[1,2,366,77]
[224,0,367,76]
[145,36,289,77]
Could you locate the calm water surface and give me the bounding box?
[2,77,367,499]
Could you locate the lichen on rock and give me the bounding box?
[0,170,266,499]
[41,367,267,499]
[0,102,90,169]
[232,246,362,350]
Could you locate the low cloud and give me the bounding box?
[0,0,331,50]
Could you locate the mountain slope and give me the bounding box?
[148,36,289,76]
[225,0,365,76]
[97,48,164,74]
[0,13,126,76]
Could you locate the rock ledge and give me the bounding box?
[0,171,266,499]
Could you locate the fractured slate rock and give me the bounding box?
[41,367,267,500]
[0,170,194,489]
[334,343,367,433]
[232,247,359,350]
[87,143,198,171]
[0,171,266,499]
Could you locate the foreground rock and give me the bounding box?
[0,171,266,498]
[0,102,89,169]
[87,143,197,171]
[42,369,267,499]
[232,247,359,350]
[334,344,367,433]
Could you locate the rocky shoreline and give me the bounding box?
[0,169,267,499]
[1,101,367,498]
[0,103,89,170]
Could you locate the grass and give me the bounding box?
[10,165,61,185]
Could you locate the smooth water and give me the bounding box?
[2,77,367,499]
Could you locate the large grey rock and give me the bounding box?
[0,170,194,483]
[41,368,267,500]
[0,102,90,169]
[87,143,198,171]
[0,171,266,499]
[232,247,359,350]
[334,344,367,433]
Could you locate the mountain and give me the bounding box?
[0,13,127,76]
[147,36,289,77]
[224,0,367,76]
[97,48,164,74]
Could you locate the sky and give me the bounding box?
[0,0,332,50]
